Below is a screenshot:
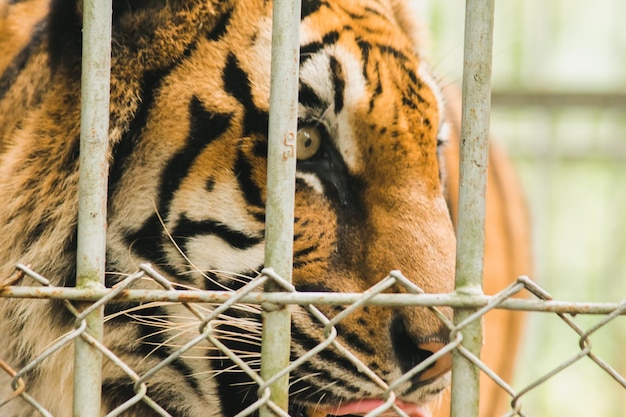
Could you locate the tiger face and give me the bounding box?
[0,1,456,416]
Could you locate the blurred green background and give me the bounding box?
[415,0,626,415]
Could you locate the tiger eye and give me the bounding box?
[296,126,322,160]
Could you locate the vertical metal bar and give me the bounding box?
[260,0,301,415]
[74,0,112,416]
[451,1,494,417]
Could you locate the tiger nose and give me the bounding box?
[414,341,452,381]
[390,317,452,381]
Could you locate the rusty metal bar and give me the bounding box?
[3,285,626,316]
[74,0,113,415]
[260,0,301,415]
[451,0,495,416]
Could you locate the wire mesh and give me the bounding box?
[1,265,625,416]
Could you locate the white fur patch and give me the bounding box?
[328,43,366,173]
[246,16,274,107]
[184,235,265,277]
[181,177,262,233]
[163,176,265,276]
[296,171,324,194]
[298,44,366,175]
[418,61,445,125]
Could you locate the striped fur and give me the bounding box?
[0,1,531,416]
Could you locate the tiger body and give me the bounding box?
[0,1,531,417]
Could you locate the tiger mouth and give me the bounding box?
[303,399,432,417]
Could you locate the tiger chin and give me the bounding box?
[0,1,522,417]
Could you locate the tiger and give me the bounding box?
[0,1,532,417]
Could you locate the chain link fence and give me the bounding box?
[2,262,625,416]
[1,0,625,416]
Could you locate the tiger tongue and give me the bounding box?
[309,400,432,417]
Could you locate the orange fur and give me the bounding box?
[0,1,531,416]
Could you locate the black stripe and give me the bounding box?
[101,380,146,414]
[402,96,418,110]
[363,7,386,18]
[174,214,262,251]
[290,325,363,393]
[63,133,81,169]
[211,321,261,417]
[288,363,347,403]
[373,45,422,107]
[334,323,376,356]
[292,258,325,270]
[123,217,194,284]
[299,31,341,66]
[291,324,362,374]
[377,45,420,87]
[115,92,219,272]
[295,282,330,292]
[252,138,268,158]
[109,63,181,197]
[0,20,47,101]
[234,149,265,208]
[206,7,233,41]
[291,360,362,397]
[407,84,426,104]
[188,96,231,149]
[298,83,325,110]
[108,37,197,197]
[357,40,372,80]
[159,96,232,216]
[203,271,223,290]
[321,30,341,45]
[48,0,82,70]
[252,212,265,223]
[222,53,269,136]
[101,380,199,416]
[204,177,216,193]
[378,45,411,65]
[329,56,345,114]
[301,0,328,20]
[293,242,318,258]
[300,41,323,66]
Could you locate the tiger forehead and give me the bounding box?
[297,1,443,172]
[299,1,418,72]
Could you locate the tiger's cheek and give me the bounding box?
[292,186,341,282]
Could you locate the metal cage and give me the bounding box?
[0,1,624,416]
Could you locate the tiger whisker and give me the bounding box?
[181,353,261,361]
[288,372,324,397]
[104,301,176,322]
[304,380,340,402]
[152,204,228,289]
[153,204,265,288]
[211,336,262,347]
